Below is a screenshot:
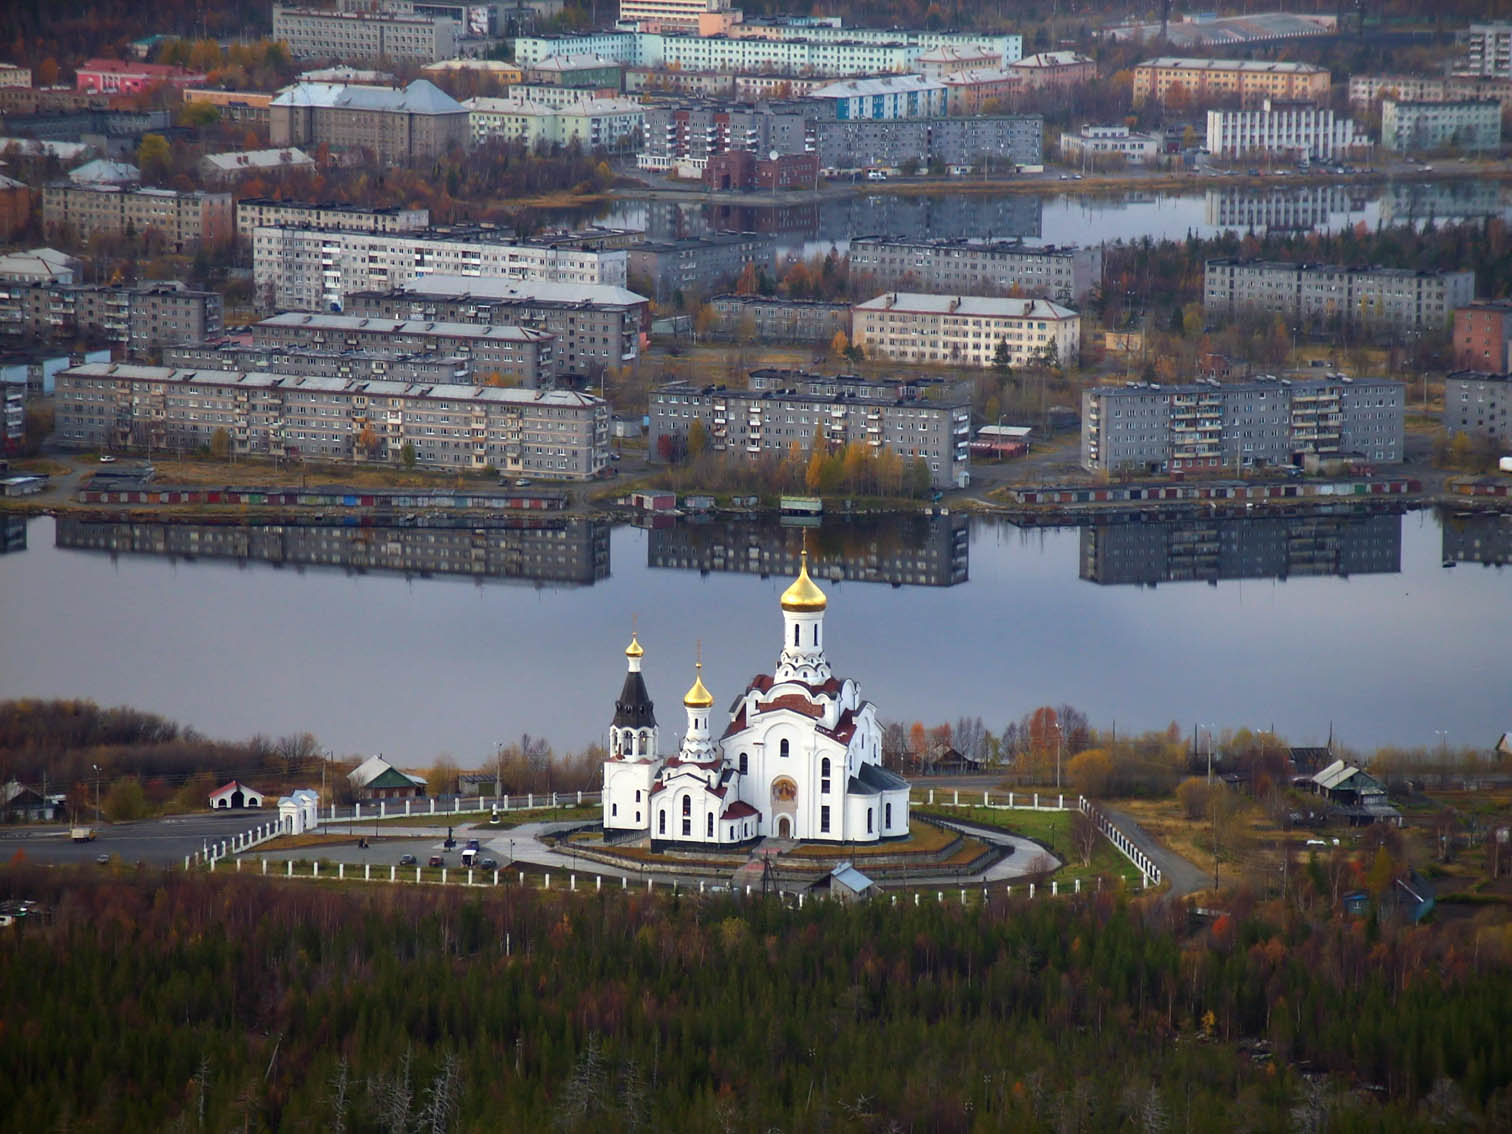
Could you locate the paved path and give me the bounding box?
[1099,805,1210,897]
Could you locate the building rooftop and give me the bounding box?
[202,148,313,174]
[395,275,648,306]
[1206,258,1472,278]
[631,232,769,253]
[528,54,620,72]
[809,74,945,99]
[77,58,206,78]
[851,235,1083,254]
[67,158,140,185]
[1138,57,1328,74]
[854,292,1078,319]
[259,312,554,342]
[1012,51,1092,68]
[238,197,424,217]
[270,79,464,115]
[63,362,600,405]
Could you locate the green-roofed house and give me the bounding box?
[349,754,427,800]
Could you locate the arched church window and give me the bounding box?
[794,624,800,646]
[820,757,831,795]
[780,738,789,758]
[821,757,830,775]
[739,753,748,775]
[706,813,713,838]
[681,795,691,816]
[867,807,874,833]
[658,810,665,834]
[885,802,892,828]
[813,624,819,645]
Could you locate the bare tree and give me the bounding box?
[419,1052,463,1134]
[1071,808,1099,868]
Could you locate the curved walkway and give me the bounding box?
[1099,805,1210,897]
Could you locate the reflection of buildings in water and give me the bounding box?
[1440,511,1512,566]
[648,513,969,587]
[642,194,1044,248]
[1379,181,1506,226]
[1203,185,1362,232]
[54,516,610,585]
[1079,513,1402,586]
[1,514,25,554]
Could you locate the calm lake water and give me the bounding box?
[1,510,1506,764]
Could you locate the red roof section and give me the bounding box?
[79,58,206,78]
[721,801,759,820]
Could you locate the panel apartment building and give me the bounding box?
[1348,73,1512,113]
[1203,260,1474,332]
[851,293,1081,369]
[1380,98,1502,153]
[847,238,1100,304]
[1132,58,1330,108]
[1204,100,1371,161]
[346,276,646,372]
[41,185,232,252]
[235,198,429,244]
[56,362,610,476]
[253,225,628,312]
[250,312,557,387]
[163,343,472,386]
[1080,376,1405,473]
[272,4,458,63]
[649,373,972,489]
[627,232,774,303]
[1463,22,1512,79]
[0,280,222,353]
[1444,370,1512,443]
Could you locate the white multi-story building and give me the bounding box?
[1059,124,1164,165]
[235,199,429,245]
[1349,72,1512,112]
[851,292,1080,369]
[1381,98,1502,153]
[848,238,1101,304]
[253,226,629,312]
[465,94,643,150]
[1205,99,1371,161]
[1462,22,1512,79]
[55,362,610,476]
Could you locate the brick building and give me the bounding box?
[41,184,232,252]
[1453,300,1512,372]
[1133,57,1329,108]
[706,294,850,343]
[74,59,207,95]
[702,150,819,191]
[0,281,222,353]
[269,80,468,164]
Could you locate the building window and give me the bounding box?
[780,738,789,758]
[707,814,714,838]
[682,817,691,837]
[885,802,892,828]
[681,795,691,816]
[793,624,800,646]
[635,790,641,802]
[611,803,617,816]
[867,808,874,833]
[739,753,748,775]
[821,757,831,794]
[820,805,830,833]
[658,810,665,834]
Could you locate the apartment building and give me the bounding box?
[522,54,623,89]
[1444,370,1512,442]
[1348,73,1512,113]
[917,45,1001,78]
[1463,22,1512,79]
[806,74,950,120]
[269,80,468,163]
[1381,98,1502,153]
[627,233,774,303]
[345,276,647,371]
[465,94,643,151]
[639,100,813,166]
[250,312,556,387]
[56,362,611,476]
[1133,58,1329,108]
[182,88,274,128]
[1453,300,1512,372]
[848,238,1101,304]
[706,294,850,342]
[163,343,471,386]
[253,225,628,312]
[1205,99,1371,161]
[851,292,1080,368]
[271,4,457,63]
[1009,51,1095,92]
[0,64,31,88]
[649,375,973,488]
[235,198,429,244]
[1080,376,1405,473]
[0,281,222,353]
[618,0,741,35]
[939,69,1022,115]
[815,115,1043,171]
[41,185,232,252]
[1203,260,1475,332]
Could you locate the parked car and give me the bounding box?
[465,839,480,851]
[98,454,116,463]
[428,854,444,867]
[95,853,111,865]
[398,853,417,866]
[478,858,499,871]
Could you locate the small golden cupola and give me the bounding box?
[683,661,714,708]
[780,548,828,612]
[624,633,644,660]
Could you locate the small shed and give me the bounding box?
[208,780,264,809]
[277,795,307,834]
[826,862,877,903]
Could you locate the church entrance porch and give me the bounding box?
[776,816,791,839]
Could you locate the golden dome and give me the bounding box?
[624,633,644,659]
[780,548,827,612]
[683,662,714,708]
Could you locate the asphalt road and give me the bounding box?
[0,812,275,866]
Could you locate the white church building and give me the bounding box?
[602,549,911,848]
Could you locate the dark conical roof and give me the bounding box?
[614,669,656,729]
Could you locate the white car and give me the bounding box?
[98,454,116,463]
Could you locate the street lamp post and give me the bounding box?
[1053,722,1063,791]
[91,764,101,823]
[1200,723,1217,785]
[1435,730,1448,761]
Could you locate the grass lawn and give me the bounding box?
[918,806,1144,889]
[344,803,596,829]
